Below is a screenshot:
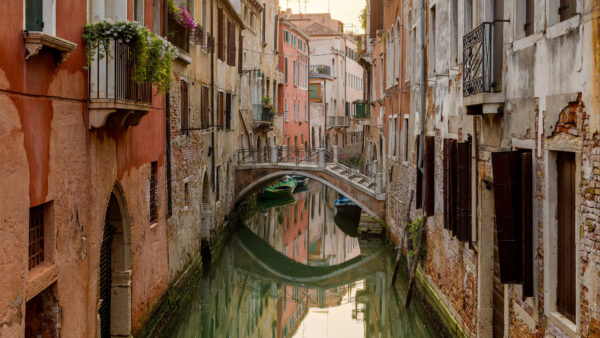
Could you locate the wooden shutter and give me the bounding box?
[525,0,534,36]
[274,15,279,49]
[217,8,224,60]
[218,92,224,128]
[238,31,243,73]
[425,136,435,216]
[457,142,471,241]
[202,87,209,128]
[225,93,231,129]
[559,0,576,22]
[26,0,44,31]
[228,21,236,66]
[492,151,523,283]
[557,152,575,321]
[415,134,423,209]
[180,81,188,136]
[521,151,534,298]
[262,3,266,43]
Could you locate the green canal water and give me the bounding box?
[158,181,444,337]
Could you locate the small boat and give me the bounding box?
[291,175,309,188]
[334,196,362,219]
[262,177,297,199]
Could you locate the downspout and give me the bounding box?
[210,0,216,192]
[166,91,172,217]
[418,0,426,213]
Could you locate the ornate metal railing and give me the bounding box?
[238,147,319,165]
[88,39,152,104]
[309,65,332,77]
[463,22,493,96]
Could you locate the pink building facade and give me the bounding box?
[278,19,310,152]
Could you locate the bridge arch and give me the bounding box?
[235,169,383,221]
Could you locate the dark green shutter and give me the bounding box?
[425,136,435,216]
[415,134,422,209]
[521,151,534,298]
[26,0,44,31]
[457,142,472,241]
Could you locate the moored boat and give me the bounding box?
[290,175,309,188]
[262,177,297,199]
[334,196,362,219]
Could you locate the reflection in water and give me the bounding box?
[160,182,440,338]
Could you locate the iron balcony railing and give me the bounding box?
[309,65,332,77]
[352,102,370,119]
[238,146,319,166]
[463,22,493,97]
[89,39,152,104]
[253,104,274,124]
[327,116,350,128]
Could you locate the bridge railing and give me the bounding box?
[238,146,320,166]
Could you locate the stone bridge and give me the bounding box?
[234,147,386,220]
[233,225,386,290]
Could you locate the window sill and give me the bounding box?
[547,15,581,40]
[26,263,58,301]
[547,312,577,337]
[176,49,192,64]
[150,222,159,230]
[23,31,77,66]
[512,33,541,52]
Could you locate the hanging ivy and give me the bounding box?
[83,20,177,92]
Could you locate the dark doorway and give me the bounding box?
[557,151,576,321]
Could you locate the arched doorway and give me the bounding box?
[99,186,131,338]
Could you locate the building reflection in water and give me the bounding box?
[160,181,437,338]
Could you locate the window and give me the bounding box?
[217,8,225,60]
[559,0,577,22]
[180,81,189,136]
[284,30,290,42]
[428,5,436,77]
[403,116,409,161]
[168,2,190,51]
[274,14,279,50]
[25,0,55,34]
[284,57,288,83]
[149,161,158,223]
[310,84,321,102]
[293,60,296,86]
[216,166,221,201]
[202,0,207,28]
[225,93,232,129]
[305,102,307,121]
[184,182,189,206]
[29,203,47,269]
[227,21,237,66]
[134,0,144,23]
[516,0,535,39]
[450,0,458,65]
[218,92,225,128]
[201,86,210,129]
[491,151,534,297]
[262,2,266,43]
[292,34,297,47]
[153,0,161,33]
[284,99,288,121]
[464,0,473,33]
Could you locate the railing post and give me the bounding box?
[376,172,383,194]
[271,147,277,163]
[333,145,339,163]
[318,148,325,168]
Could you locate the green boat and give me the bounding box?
[262,178,297,199]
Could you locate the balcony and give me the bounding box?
[88,39,153,129]
[253,104,274,128]
[310,65,332,77]
[352,101,370,119]
[327,116,350,128]
[462,23,504,114]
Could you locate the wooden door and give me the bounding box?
[557,152,576,321]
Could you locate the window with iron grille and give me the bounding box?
[150,161,158,223]
[181,80,189,136]
[29,204,46,269]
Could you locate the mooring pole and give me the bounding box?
[391,190,413,286]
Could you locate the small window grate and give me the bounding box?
[150,162,158,223]
[29,204,45,269]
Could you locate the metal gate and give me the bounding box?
[99,222,115,338]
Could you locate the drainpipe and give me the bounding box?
[210,0,216,192]
[418,0,426,212]
[166,90,172,217]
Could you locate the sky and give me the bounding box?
[279,0,366,34]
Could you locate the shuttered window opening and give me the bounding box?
[557,151,576,321]
[443,139,458,234]
[26,0,44,31]
[180,81,189,136]
[201,86,210,129]
[559,0,576,22]
[491,150,534,295]
[149,161,158,223]
[274,15,279,50]
[218,92,225,128]
[456,142,471,241]
[415,134,423,209]
[29,204,45,270]
[238,32,244,73]
[217,8,224,61]
[227,21,236,67]
[225,93,232,130]
[425,136,435,216]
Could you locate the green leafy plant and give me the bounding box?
[262,96,273,112]
[408,217,426,259]
[83,20,177,92]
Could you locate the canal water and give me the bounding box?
[159,181,443,337]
